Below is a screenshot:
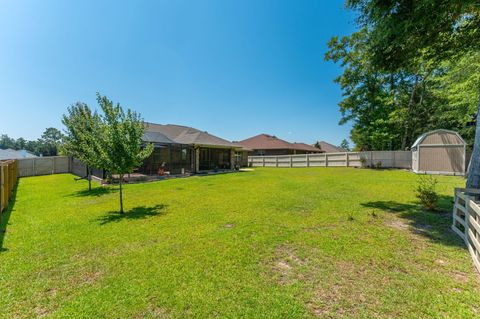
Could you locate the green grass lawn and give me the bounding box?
[1,168,479,318]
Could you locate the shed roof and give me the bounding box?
[411,129,466,149]
[144,122,239,148]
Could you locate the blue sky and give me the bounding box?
[0,0,356,145]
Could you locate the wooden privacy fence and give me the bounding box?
[248,151,412,169]
[452,188,480,273]
[0,160,18,213]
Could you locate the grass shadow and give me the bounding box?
[0,183,19,253]
[95,204,167,225]
[70,186,117,198]
[361,194,464,248]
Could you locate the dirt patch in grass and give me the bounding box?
[271,244,305,285]
[385,218,409,231]
[67,269,102,287]
[452,271,469,283]
[306,260,378,318]
[34,305,50,318]
[134,304,170,319]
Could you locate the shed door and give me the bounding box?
[419,146,464,173]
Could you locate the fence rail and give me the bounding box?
[248,151,412,169]
[452,189,480,274]
[0,160,18,213]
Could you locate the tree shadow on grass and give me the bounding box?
[361,194,464,248]
[0,183,18,253]
[95,204,167,225]
[69,187,117,198]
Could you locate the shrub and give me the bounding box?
[375,161,382,169]
[415,176,439,210]
[359,157,367,168]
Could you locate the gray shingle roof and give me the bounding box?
[0,149,37,160]
[144,123,239,148]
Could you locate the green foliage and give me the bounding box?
[326,2,480,151]
[0,128,64,156]
[359,156,367,167]
[339,139,351,151]
[345,0,480,71]
[62,102,105,169]
[415,176,439,210]
[95,94,153,177]
[62,94,153,212]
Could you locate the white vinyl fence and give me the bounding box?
[17,156,104,179]
[17,156,71,177]
[452,188,480,273]
[248,151,412,169]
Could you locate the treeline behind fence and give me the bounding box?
[248,151,412,169]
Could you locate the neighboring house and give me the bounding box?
[139,123,243,175]
[0,149,37,160]
[238,134,323,156]
[314,141,346,153]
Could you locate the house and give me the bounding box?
[238,134,323,156]
[314,141,346,153]
[0,149,37,160]
[411,129,466,175]
[138,123,243,175]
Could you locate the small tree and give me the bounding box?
[340,139,351,151]
[415,176,439,211]
[96,94,153,213]
[62,103,105,191]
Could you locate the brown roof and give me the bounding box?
[238,134,323,153]
[315,141,345,153]
[239,134,292,150]
[292,143,323,152]
[144,122,239,148]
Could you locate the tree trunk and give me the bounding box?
[119,174,124,214]
[87,166,92,191]
[466,97,480,189]
[401,75,419,150]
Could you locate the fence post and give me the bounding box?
[346,152,349,167]
[263,157,265,167]
[306,154,310,167]
[276,156,278,167]
[392,151,396,168]
[290,155,293,168]
[325,154,328,167]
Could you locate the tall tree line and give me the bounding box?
[327,1,480,151]
[0,127,64,156]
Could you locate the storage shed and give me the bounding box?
[411,129,466,175]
